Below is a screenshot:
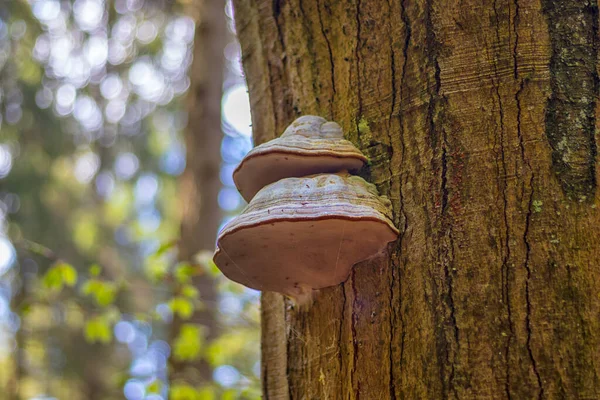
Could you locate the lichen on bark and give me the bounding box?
[542,0,599,201]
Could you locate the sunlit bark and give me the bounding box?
[235,0,600,397]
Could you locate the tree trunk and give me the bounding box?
[234,0,600,398]
[171,0,226,384]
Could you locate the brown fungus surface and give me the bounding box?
[213,173,398,300]
[233,115,367,202]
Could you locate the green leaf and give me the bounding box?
[222,389,238,400]
[170,384,201,400]
[84,316,112,344]
[61,263,78,287]
[181,285,199,299]
[240,386,262,400]
[153,240,177,257]
[103,307,122,324]
[194,250,220,277]
[43,262,78,291]
[71,214,99,253]
[82,279,117,307]
[42,266,63,290]
[89,264,102,277]
[144,258,169,283]
[19,302,32,317]
[169,297,194,319]
[196,387,216,400]
[221,389,240,400]
[173,324,204,362]
[174,262,197,284]
[147,380,163,394]
[206,329,259,367]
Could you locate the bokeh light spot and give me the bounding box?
[0,238,15,276]
[222,84,251,137]
[213,365,241,387]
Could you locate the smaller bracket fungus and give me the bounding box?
[233,115,368,202]
[213,173,398,302]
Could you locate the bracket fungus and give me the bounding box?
[233,115,367,202]
[213,173,398,302]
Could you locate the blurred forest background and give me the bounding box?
[0,0,259,399]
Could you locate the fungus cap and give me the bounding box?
[214,173,398,300]
[233,115,367,202]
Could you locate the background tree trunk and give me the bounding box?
[170,0,226,384]
[234,0,600,398]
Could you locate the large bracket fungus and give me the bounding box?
[213,116,398,303]
[233,115,368,202]
[214,173,398,301]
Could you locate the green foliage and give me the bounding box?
[219,280,248,296]
[84,316,112,344]
[71,213,99,253]
[84,309,120,344]
[1,1,261,397]
[145,257,170,283]
[174,262,199,284]
[104,185,134,226]
[42,262,78,291]
[88,264,102,277]
[220,388,261,400]
[207,328,260,369]
[195,250,222,278]
[173,324,205,362]
[238,387,262,400]
[154,240,178,257]
[147,380,163,394]
[169,296,195,320]
[170,384,213,400]
[222,389,239,400]
[81,279,118,307]
[181,284,199,299]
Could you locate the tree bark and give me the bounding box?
[171,0,226,384]
[234,0,600,398]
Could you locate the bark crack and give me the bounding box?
[515,81,528,166]
[387,0,402,377]
[386,2,399,392]
[441,140,460,400]
[263,363,269,400]
[250,0,282,130]
[388,45,397,132]
[316,0,335,116]
[388,257,397,400]
[285,304,293,400]
[350,269,359,399]
[395,0,412,395]
[425,0,442,147]
[387,0,398,135]
[512,0,519,79]
[384,0,397,223]
[272,0,286,53]
[425,0,459,396]
[354,0,363,136]
[339,280,346,392]
[524,176,544,399]
[297,0,321,109]
[514,13,542,395]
